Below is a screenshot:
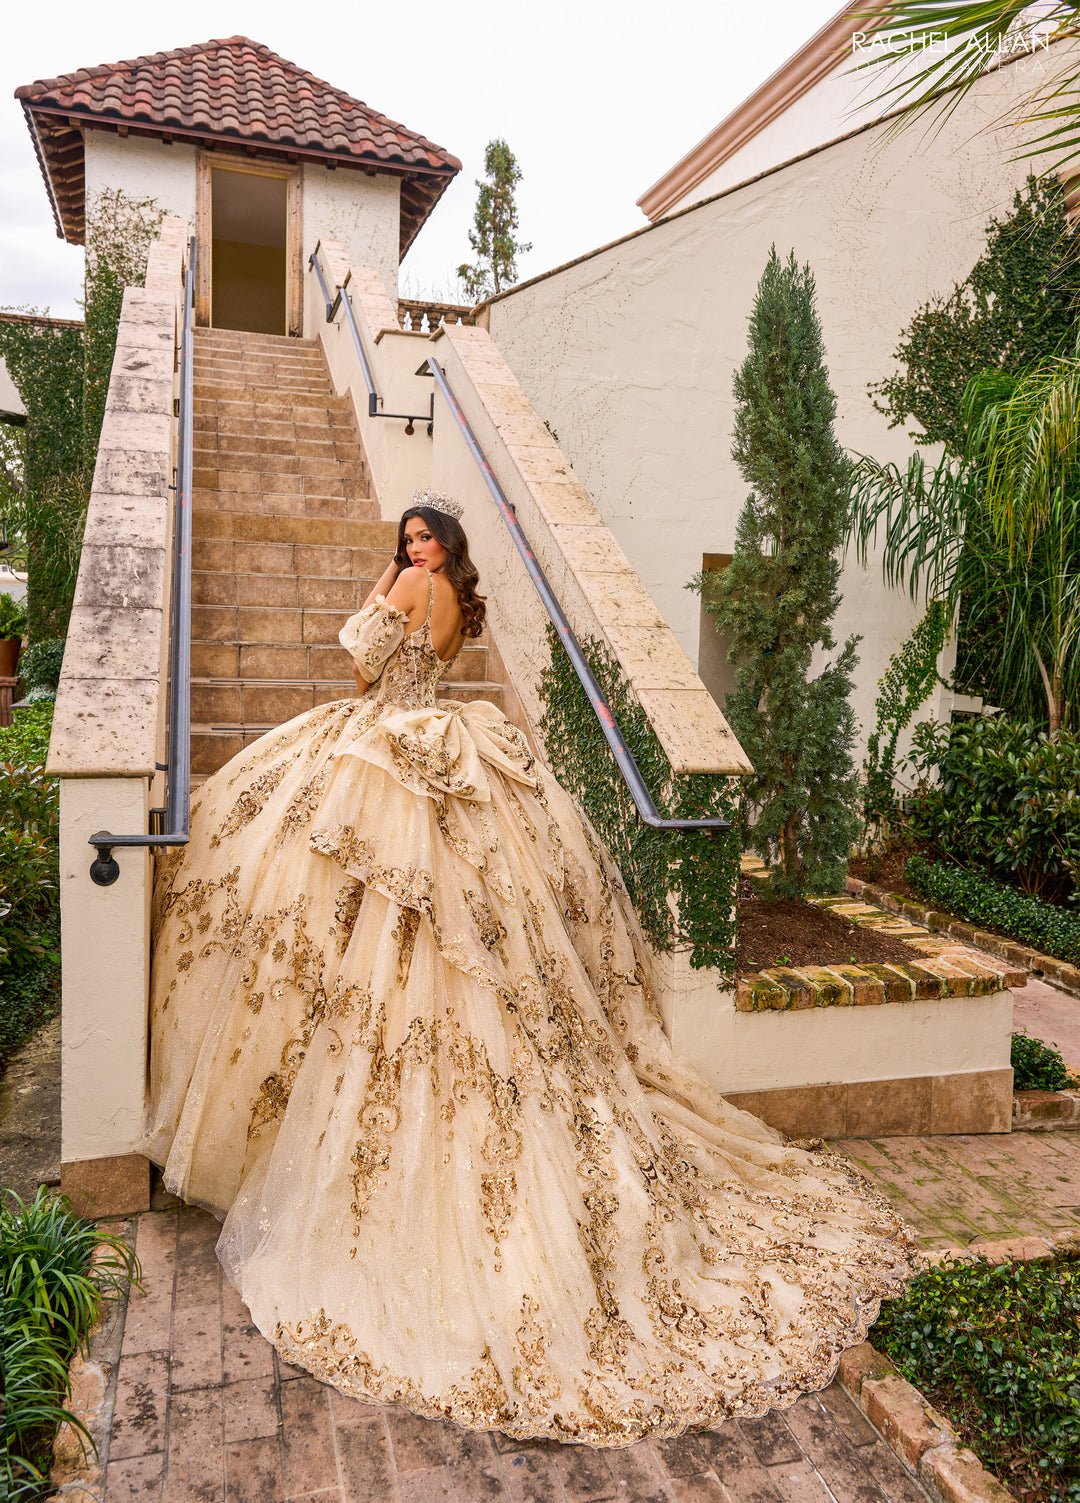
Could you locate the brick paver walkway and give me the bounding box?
[95,1206,931,1503]
[836,1128,1080,1250]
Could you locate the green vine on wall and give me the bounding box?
[0,188,163,641]
[862,599,950,846]
[82,187,165,464]
[537,621,741,975]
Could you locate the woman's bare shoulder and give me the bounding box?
[385,567,428,611]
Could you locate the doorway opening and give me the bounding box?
[210,167,288,335]
[697,552,738,710]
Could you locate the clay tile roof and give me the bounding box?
[16,36,460,254]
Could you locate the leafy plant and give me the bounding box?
[18,638,66,693]
[856,3,1080,184]
[1011,1028,1078,1091]
[1,1187,140,1497]
[861,601,949,848]
[851,180,1080,730]
[905,717,1080,903]
[0,592,29,639]
[905,853,1080,965]
[693,246,860,896]
[0,702,60,1059]
[457,140,532,301]
[873,1252,1080,1503]
[82,187,165,463]
[538,621,741,972]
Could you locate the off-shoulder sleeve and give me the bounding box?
[338,597,408,682]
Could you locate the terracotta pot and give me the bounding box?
[0,635,21,678]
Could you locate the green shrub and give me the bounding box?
[874,1254,1080,1503]
[0,703,60,1056]
[1,1187,139,1497]
[0,592,28,639]
[1011,1029,1078,1093]
[905,854,1080,966]
[0,912,60,1067]
[18,639,65,692]
[906,717,1080,904]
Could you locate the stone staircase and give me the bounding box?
[190,328,501,777]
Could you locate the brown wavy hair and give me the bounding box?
[394,506,487,639]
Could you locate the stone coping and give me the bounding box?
[737,859,1023,1012]
[47,219,186,781]
[838,1230,1080,1503]
[1013,1087,1080,1131]
[847,874,1080,1001]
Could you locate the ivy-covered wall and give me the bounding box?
[0,189,164,642]
[537,622,741,976]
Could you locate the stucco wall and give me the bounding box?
[486,77,1057,759]
[84,132,198,224]
[303,165,400,300]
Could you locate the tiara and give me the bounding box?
[412,486,464,520]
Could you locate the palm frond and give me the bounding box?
[846,449,979,601]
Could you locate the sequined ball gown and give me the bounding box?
[144,572,916,1446]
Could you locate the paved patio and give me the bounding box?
[93,1205,932,1503]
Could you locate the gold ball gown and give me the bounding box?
[144,576,917,1447]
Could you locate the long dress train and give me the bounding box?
[143,575,916,1447]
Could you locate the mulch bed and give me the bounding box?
[735,880,921,973]
[847,840,922,903]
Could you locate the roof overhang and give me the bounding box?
[637,2,874,222]
[22,101,457,256]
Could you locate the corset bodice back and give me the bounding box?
[370,573,459,710]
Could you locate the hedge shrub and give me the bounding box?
[906,717,1080,904]
[874,1254,1080,1503]
[906,854,1080,966]
[0,704,60,1064]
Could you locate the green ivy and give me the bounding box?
[862,600,949,845]
[1011,1029,1077,1093]
[537,622,740,974]
[872,177,1080,455]
[905,854,1080,967]
[873,1254,1080,1503]
[0,188,163,642]
[82,187,165,464]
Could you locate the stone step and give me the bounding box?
[192,492,377,523]
[192,537,390,578]
[191,663,494,723]
[192,601,492,654]
[193,571,371,610]
[194,415,358,442]
[193,382,346,407]
[192,512,396,547]
[193,396,353,420]
[194,330,319,351]
[194,436,365,463]
[190,683,505,776]
[193,452,366,482]
[190,641,490,682]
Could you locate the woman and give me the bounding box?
[144,489,916,1447]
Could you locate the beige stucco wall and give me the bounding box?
[84,131,198,224]
[303,165,400,301]
[486,73,1061,761]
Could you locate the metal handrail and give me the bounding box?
[88,237,196,884]
[425,349,728,833]
[309,245,432,432]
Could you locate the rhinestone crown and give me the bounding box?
[411,486,464,520]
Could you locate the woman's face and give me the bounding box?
[403,516,448,572]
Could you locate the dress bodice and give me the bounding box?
[339,571,459,712]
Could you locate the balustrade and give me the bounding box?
[397,298,476,333]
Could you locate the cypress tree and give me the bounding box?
[697,247,860,896]
[457,140,532,301]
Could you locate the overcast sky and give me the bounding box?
[2,0,844,317]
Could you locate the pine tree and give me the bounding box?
[696,247,860,896]
[457,140,532,302]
